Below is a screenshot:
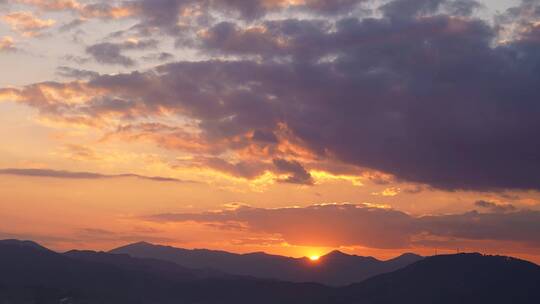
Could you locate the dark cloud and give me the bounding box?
[178,156,316,184]
[199,19,331,61]
[381,0,445,19]
[500,0,540,22]
[445,0,482,16]
[58,18,86,32]
[300,0,366,15]
[128,0,366,35]
[86,39,158,67]
[252,130,278,143]
[86,42,135,66]
[144,203,540,249]
[475,200,517,213]
[381,0,480,19]
[129,0,196,33]
[56,66,100,79]
[198,157,269,179]
[0,168,192,183]
[142,52,175,62]
[273,158,314,185]
[419,210,540,246]
[200,21,285,56]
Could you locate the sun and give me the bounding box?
[309,255,320,261]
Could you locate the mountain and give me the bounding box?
[335,253,540,304]
[0,239,51,251]
[110,242,423,285]
[0,239,331,304]
[2,239,539,304]
[63,249,228,280]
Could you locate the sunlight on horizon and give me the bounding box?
[309,255,320,261]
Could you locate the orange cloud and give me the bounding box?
[144,203,540,253]
[102,123,213,153]
[0,82,129,128]
[2,11,56,37]
[16,0,82,10]
[145,203,415,249]
[0,36,16,52]
[14,0,135,20]
[80,5,135,19]
[372,187,401,197]
[0,88,22,101]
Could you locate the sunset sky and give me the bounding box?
[1,0,540,263]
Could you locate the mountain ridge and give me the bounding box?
[110,241,423,286]
[1,239,539,303]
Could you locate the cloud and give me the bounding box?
[0,36,16,52]
[0,168,193,183]
[13,0,366,30]
[372,187,401,197]
[145,203,416,248]
[103,123,212,153]
[142,52,174,62]
[14,0,135,19]
[381,0,480,20]
[62,54,91,64]
[475,200,517,213]
[58,18,85,32]
[125,0,366,36]
[273,158,314,185]
[251,130,278,143]
[86,42,135,67]
[197,19,335,61]
[144,203,540,250]
[184,156,318,184]
[86,39,158,67]
[2,0,540,191]
[197,157,270,179]
[56,66,99,79]
[419,210,540,246]
[1,11,56,37]
[15,0,82,11]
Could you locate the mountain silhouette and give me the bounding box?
[336,253,540,304]
[1,239,539,304]
[110,242,423,285]
[0,239,330,303]
[63,249,228,280]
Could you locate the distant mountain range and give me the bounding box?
[1,239,539,304]
[110,241,423,286]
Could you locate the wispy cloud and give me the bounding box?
[475,200,517,213]
[0,168,195,183]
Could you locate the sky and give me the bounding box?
[1,0,540,263]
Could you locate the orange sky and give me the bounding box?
[1,0,540,264]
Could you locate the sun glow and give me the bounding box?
[309,255,320,261]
